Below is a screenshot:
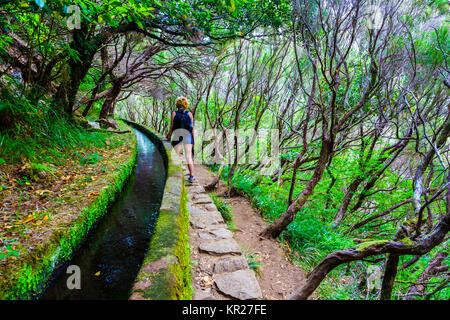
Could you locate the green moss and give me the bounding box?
[142,209,180,263]
[398,237,413,246]
[167,164,183,177]
[141,269,176,299]
[355,240,389,252]
[0,130,137,300]
[170,185,192,300]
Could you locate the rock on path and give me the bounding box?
[215,270,263,300]
[199,238,242,255]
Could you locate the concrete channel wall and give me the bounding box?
[124,120,192,300]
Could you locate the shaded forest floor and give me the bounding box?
[0,130,135,272]
[193,164,309,299]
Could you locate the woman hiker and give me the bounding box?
[167,96,195,183]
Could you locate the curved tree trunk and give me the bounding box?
[260,136,333,239]
[333,177,363,226]
[288,211,450,300]
[205,162,225,191]
[379,254,399,300]
[99,77,124,120]
[288,150,306,205]
[52,27,95,117]
[289,169,450,300]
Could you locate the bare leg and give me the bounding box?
[184,143,194,177]
[174,143,182,158]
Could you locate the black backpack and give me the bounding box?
[173,109,192,132]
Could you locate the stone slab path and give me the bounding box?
[183,163,310,300]
[186,177,263,300]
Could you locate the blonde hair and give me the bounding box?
[175,96,189,110]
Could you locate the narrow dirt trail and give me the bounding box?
[191,164,308,300]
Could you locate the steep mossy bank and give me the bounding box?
[124,121,192,300]
[0,124,137,299]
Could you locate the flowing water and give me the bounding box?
[41,129,166,300]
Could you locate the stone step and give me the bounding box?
[214,256,249,274]
[188,186,206,194]
[214,269,262,300]
[189,206,225,229]
[198,228,233,240]
[199,239,242,255]
[203,203,217,212]
[192,194,214,205]
[190,219,225,230]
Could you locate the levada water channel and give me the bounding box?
[41,128,166,299]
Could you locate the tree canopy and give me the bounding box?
[0,0,449,301]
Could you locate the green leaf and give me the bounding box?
[9,250,19,257]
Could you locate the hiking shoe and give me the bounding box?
[188,176,195,183]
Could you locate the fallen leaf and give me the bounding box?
[23,217,35,224]
[36,190,53,196]
[87,192,99,199]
